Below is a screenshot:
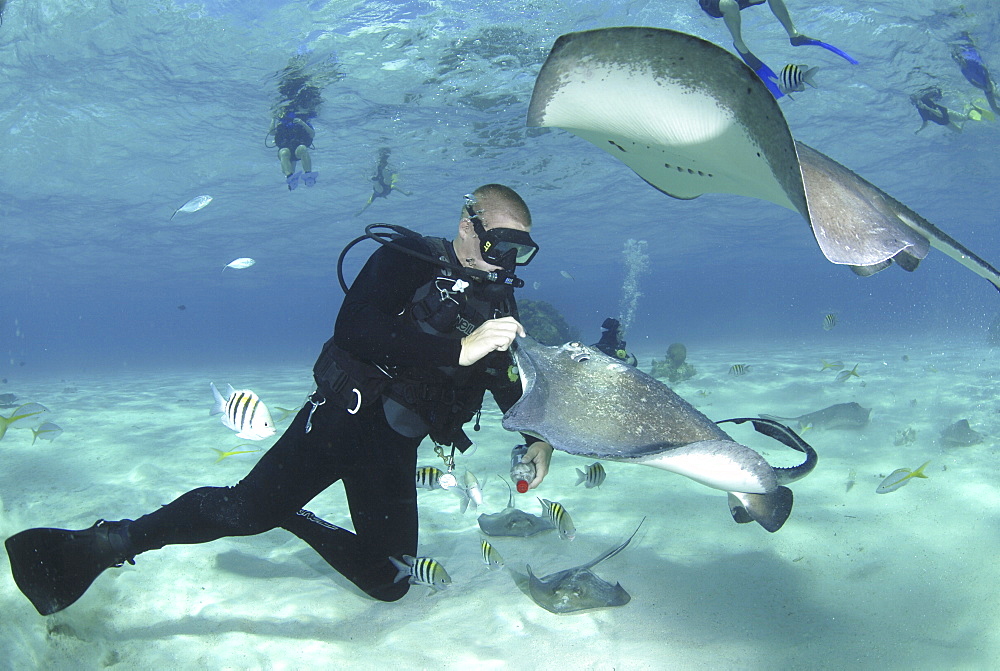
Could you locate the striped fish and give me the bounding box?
[210,383,275,441]
[538,497,576,541]
[729,364,751,376]
[778,64,819,95]
[575,462,606,488]
[389,555,452,591]
[416,466,445,490]
[481,539,504,570]
[823,313,837,331]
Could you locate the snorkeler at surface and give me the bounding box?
[952,32,1000,115]
[911,87,965,134]
[357,148,412,216]
[697,0,857,98]
[266,59,323,190]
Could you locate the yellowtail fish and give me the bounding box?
[389,555,452,591]
[876,461,930,494]
[822,313,837,331]
[820,360,844,371]
[728,364,751,376]
[538,497,576,541]
[170,194,212,220]
[210,383,275,441]
[212,446,261,463]
[416,466,444,490]
[0,402,49,441]
[778,64,819,96]
[481,539,504,570]
[31,422,63,445]
[575,462,606,488]
[223,257,256,271]
[272,406,298,422]
[835,364,861,382]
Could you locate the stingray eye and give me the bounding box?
[572,352,590,363]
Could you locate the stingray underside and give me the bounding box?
[528,26,1000,289]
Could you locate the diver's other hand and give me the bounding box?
[459,317,525,366]
[523,441,553,490]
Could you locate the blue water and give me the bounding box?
[2,0,997,375]
[2,1,1000,665]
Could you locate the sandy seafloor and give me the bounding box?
[1,336,998,670]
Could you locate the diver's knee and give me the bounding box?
[295,145,310,159]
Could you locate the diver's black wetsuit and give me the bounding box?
[126,236,527,601]
[698,0,766,19]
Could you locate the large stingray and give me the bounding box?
[478,477,556,537]
[503,337,817,532]
[511,520,644,614]
[527,27,1000,289]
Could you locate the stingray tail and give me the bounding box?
[728,487,793,533]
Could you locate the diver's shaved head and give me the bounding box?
[472,184,532,229]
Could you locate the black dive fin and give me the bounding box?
[727,487,794,533]
[5,520,135,615]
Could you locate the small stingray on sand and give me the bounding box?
[478,478,555,537]
[511,520,643,614]
[940,419,984,447]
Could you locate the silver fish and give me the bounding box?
[835,364,861,382]
[31,422,63,444]
[170,194,212,220]
[390,555,452,591]
[481,539,504,570]
[210,383,275,441]
[538,497,576,541]
[0,402,49,441]
[223,257,256,271]
[876,461,930,494]
[575,462,606,488]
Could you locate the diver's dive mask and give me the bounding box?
[464,194,539,271]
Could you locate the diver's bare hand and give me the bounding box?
[459,317,525,366]
[523,441,553,490]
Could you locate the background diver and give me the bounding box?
[357,147,412,216]
[697,0,857,98]
[593,317,637,366]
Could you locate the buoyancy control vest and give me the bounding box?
[313,235,517,450]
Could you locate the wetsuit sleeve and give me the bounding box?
[334,240,463,368]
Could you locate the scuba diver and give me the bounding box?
[593,317,637,366]
[952,32,1000,116]
[356,147,413,216]
[698,0,857,99]
[910,87,965,134]
[266,59,323,190]
[5,184,554,616]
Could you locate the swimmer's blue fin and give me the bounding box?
[790,36,859,65]
[737,48,784,99]
[286,172,301,191]
[303,171,318,187]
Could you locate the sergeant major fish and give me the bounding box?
[481,539,504,570]
[210,383,275,441]
[538,497,576,540]
[416,466,445,490]
[390,555,452,591]
[778,64,819,96]
[575,462,606,488]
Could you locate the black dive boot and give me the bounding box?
[5,519,136,615]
